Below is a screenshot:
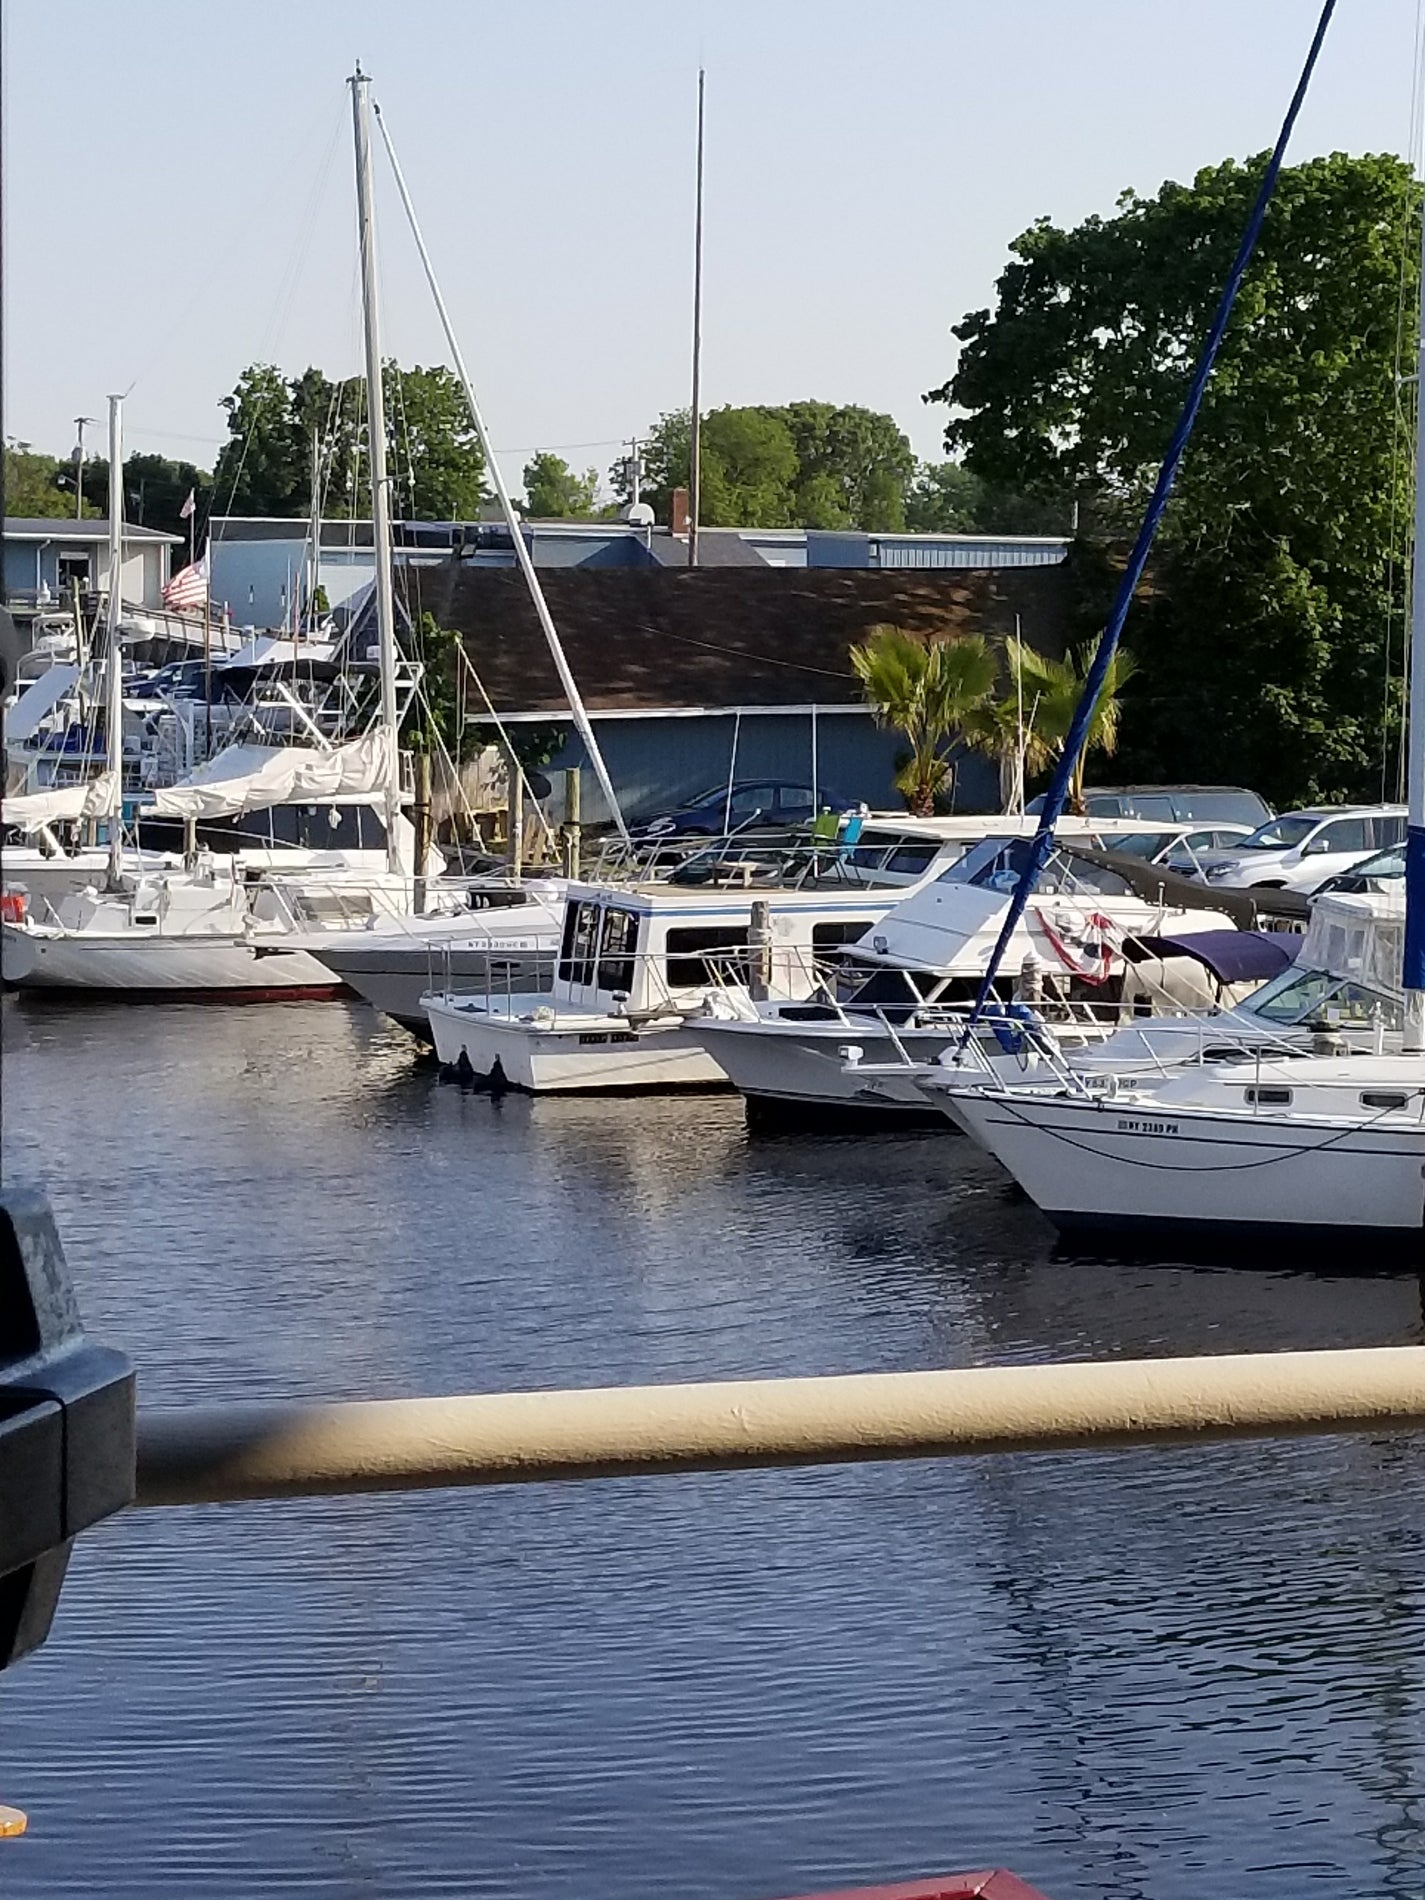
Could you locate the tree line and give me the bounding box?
[5,372,1052,557]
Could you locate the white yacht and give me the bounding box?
[917,887,1419,1242]
[689,830,1245,1120]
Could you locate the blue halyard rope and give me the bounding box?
[961,0,1338,1045]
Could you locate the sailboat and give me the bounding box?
[920,78,1425,1247]
[0,79,445,998]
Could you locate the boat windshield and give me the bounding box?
[940,836,1132,898]
[1239,815,1318,850]
[1244,966,1400,1028]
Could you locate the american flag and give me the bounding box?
[163,555,209,612]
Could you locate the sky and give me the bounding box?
[7,0,1423,500]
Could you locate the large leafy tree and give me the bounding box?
[618,402,919,531]
[6,444,93,518]
[212,361,486,521]
[929,150,1421,806]
[850,625,997,815]
[521,452,600,518]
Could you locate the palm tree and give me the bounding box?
[960,637,1054,814]
[849,626,997,815]
[1010,640,1139,812]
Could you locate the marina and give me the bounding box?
[13,3,1425,1897]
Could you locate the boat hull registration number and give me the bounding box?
[579,1032,637,1045]
[1115,1116,1180,1136]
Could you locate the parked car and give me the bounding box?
[1026,784,1273,827]
[1188,806,1408,893]
[633,780,851,839]
[1108,822,1256,874]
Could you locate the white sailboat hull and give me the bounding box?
[423,993,727,1092]
[2,923,340,996]
[944,1084,1425,1240]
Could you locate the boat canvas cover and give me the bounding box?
[1293,889,1404,995]
[1124,930,1295,985]
[148,733,391,820]
[2,770,118,830]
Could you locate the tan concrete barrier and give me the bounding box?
[135,1346,1425,1506]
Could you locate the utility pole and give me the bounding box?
[622,436,643,509]
[688,67,705,568]
[73,416,97,521]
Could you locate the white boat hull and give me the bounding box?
[423,993,727,1092]
[945,1084,1425,1240]
[2,923,341,996]
[691,1015,955,1118]
[311,943,554,1032]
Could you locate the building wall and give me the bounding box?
[522,709,998,825]
[3,538,169,606]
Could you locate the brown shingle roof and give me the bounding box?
[413,562,1070,715]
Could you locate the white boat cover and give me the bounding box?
[2,771,118,830]
[6,664,82,743]
[148,733,392,820]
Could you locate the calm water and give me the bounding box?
[3,997,1425,1900]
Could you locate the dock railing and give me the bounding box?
[135,1346,1425,1507]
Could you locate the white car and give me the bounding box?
[1190,806,1408,894]
[1106,822,1257,875]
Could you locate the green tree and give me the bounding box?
[930,150,1420,804]
[212,361,486,522]
[904,461,984,534]
[617,401,920,531]
[849,625,997,815]
[522,452,600,517]
[774,400,914,530]
[124,453,210,543]
[5,443,93,518]
[1010,641,1137,812]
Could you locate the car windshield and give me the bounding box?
[1240,815,1319,850]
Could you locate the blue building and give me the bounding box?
[415,557,1073,823]
[3,517,180,620]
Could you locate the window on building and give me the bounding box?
[56,551,91,594]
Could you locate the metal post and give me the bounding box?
[350,69,405,879]
[688,67,705,570]
[506,746,523,881]
[104,396,125,887]
[73,417,95,522]
[562,765,581,878]
[412,748,432,916]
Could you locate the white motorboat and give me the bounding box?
[420,840,986,1092]
[688,832,1246,1121]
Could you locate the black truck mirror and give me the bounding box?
[0,1189,134,1670]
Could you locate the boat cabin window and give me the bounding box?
[812,920,873,952]
[665,925,750,988]
[846,839,940,878]
[1361,1091,1410,1111]
[596,906,641,993]
[1244,1086,1293,1106]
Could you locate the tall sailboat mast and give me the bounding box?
[351,67,404,880]
[1404,187,1425,1052]
[104,393,125,885]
